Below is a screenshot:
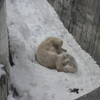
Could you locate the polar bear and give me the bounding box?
[35,37,65,68]
[56,53,77,73]
[35,37,77,73]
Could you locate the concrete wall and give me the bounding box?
[0,0,9,100]
[47,0,100,65]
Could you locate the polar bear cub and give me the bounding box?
[35,37,77,73]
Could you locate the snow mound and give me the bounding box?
[7,0,100,100]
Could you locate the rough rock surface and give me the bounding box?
[0,0,9,100]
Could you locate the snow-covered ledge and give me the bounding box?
[7,0,100,100]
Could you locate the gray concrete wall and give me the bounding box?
[76,87,100,100]
[0,0,9,100]
[47,0,100,65]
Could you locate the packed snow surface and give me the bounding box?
[7,93,16,100]
[7,0,100,100]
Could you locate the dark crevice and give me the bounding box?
[7,28,15,66]
[11,84,19,97]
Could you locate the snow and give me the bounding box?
[6,0,100,100]
[0,64,5,77]
[7,93,16,100]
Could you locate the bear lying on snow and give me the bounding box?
[35,37,77,73]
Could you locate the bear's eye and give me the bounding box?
[60,41,63,46]
[63,63,66,66]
